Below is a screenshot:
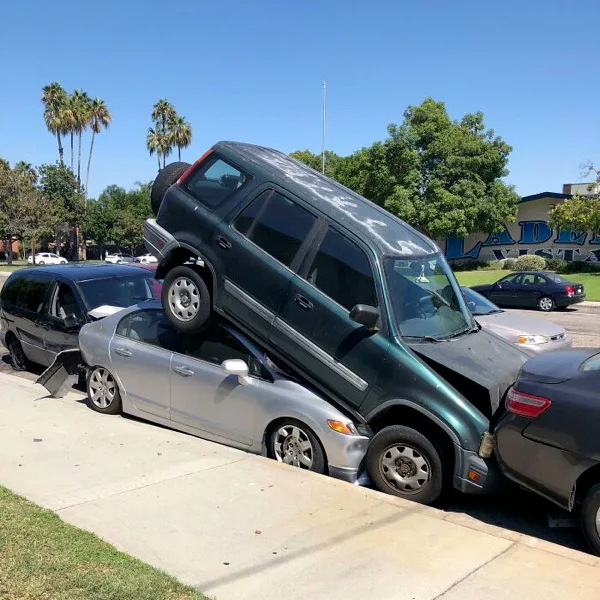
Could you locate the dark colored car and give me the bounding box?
[143,142,530,505]
[0,264,157,371]
[495,349,600,554]
[471,271,585,312]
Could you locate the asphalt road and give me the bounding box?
[0,273,598,555]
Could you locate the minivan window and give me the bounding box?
[233,190,318,268]
[306,227,377,311]
[1,275,24,306]
[385,256,472,340]
[184,155,248,209]
[17,277,52,313]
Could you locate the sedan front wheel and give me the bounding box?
[269,420,326,474]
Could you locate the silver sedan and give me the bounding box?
[79,302,370,483]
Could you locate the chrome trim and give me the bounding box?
[224,280,276,325]
[274,317,368,392]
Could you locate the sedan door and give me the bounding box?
[513,273,542,308]
[487,274,522,307]
[108,309,177,419]
[169,325,261,447]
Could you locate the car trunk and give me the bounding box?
[407,328,531,418]
[518,348,599,384]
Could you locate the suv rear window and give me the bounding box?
[1,275,24,306]
[183,155,249,209]
[233,190,317,268]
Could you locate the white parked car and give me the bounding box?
[135,253,158,264]
[27,253,67,265]
[105,253,135,264]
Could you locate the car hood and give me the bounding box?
[519,349,600,384]
[475,312,566,338]
[407,328,531,416]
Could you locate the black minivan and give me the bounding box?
[0,264,157,370]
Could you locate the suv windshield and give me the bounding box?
[384,256,473,340]
[79,274,157,310]
[461,286,502,316]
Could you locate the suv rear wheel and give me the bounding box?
[366,425,446,505]
[150,161,191,216]
[162,265,212,333]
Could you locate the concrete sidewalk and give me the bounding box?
[1,371,598,600]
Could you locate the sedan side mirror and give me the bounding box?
[222,359,251,386]
[349,304,379,330]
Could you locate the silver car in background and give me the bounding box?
[461,287,572,354]
[79,302,370,483]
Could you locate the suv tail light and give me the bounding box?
[176,149,214,185]
[565,285,574,295]
[506,388,551,418]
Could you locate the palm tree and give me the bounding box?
[71,90,91,187]
[169,115,192,161]
[152,100,176,167]
[62,95,77,171]
[41,82,67,165]
[146,127,162,172]
[85,98,111,199]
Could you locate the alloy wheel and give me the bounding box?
[169,277,201,322]
[88,368,117,409]
[273,425,314,470]
[379,444,431,494]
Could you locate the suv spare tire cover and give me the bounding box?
[150,161,191,216]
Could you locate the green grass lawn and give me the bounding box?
[456,269,600,302]
[0,486,208,600]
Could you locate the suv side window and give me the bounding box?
[233,190,317,268]
[183,155,249,209]
[306,227,378,311]
[17,276,53,313]
[116,310,179,351]
[0,275,24,308]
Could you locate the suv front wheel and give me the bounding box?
[366,425,446,505]
[162,265,212,332]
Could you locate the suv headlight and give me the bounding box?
[517,334,549,345]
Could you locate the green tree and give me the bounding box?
[151,99,176,168]
[289,150,342,178]
[169,115,192,161]
[146,127,162,172]
[41,82,68,165]
[85,98,111,200]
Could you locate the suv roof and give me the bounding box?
[14,263,150,283]
[215,141,439,259]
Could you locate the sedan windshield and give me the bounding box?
[79,274,157,311]
[384,256,473,340]
[461,286,502,316]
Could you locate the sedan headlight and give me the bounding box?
[517,334,550,345]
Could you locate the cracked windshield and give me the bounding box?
[385,256,472,340]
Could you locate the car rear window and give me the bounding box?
[79,274,157,310]
[581,353,600,372]
[183,155,249,209]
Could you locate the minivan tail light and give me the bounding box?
[506,388,551,418]
[176,149,214,185]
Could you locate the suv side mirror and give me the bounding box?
[63,314,80,329]
[222,359,251,386]
[349,304,379,330]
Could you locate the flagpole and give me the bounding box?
[322,81,326,175]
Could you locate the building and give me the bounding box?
[0,238,19,257]
[442,183,600,263]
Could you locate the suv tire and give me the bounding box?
[162,265,212,333]
[151,161,191,216]
[366,425,446,505]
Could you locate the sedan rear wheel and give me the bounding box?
[86,367,122,415]
[270,420,326,474]
[537,296,555,312]
[581,483,600,556]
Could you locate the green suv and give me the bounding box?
[144,142,529,504]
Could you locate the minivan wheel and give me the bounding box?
[581,483,600,556]
[269,420,326,474]
[366,425,445,505]
[162,265,211,333]
[8,337,29,371]
[537,296,555,312]
[150,161,191,216]
[86,367,122,415]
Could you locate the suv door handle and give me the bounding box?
[173,365,194,377]
[294,295,313,311]
[114,347,132,357]
[217,236,232,250]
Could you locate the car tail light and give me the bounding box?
[565,285,574,295]
[506,388,551,418]
[176,149,214,185]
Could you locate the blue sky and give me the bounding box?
[1,0,599,199]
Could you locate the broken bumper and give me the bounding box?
[36,349,84,398]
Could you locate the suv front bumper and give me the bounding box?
[453,445,507,494]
